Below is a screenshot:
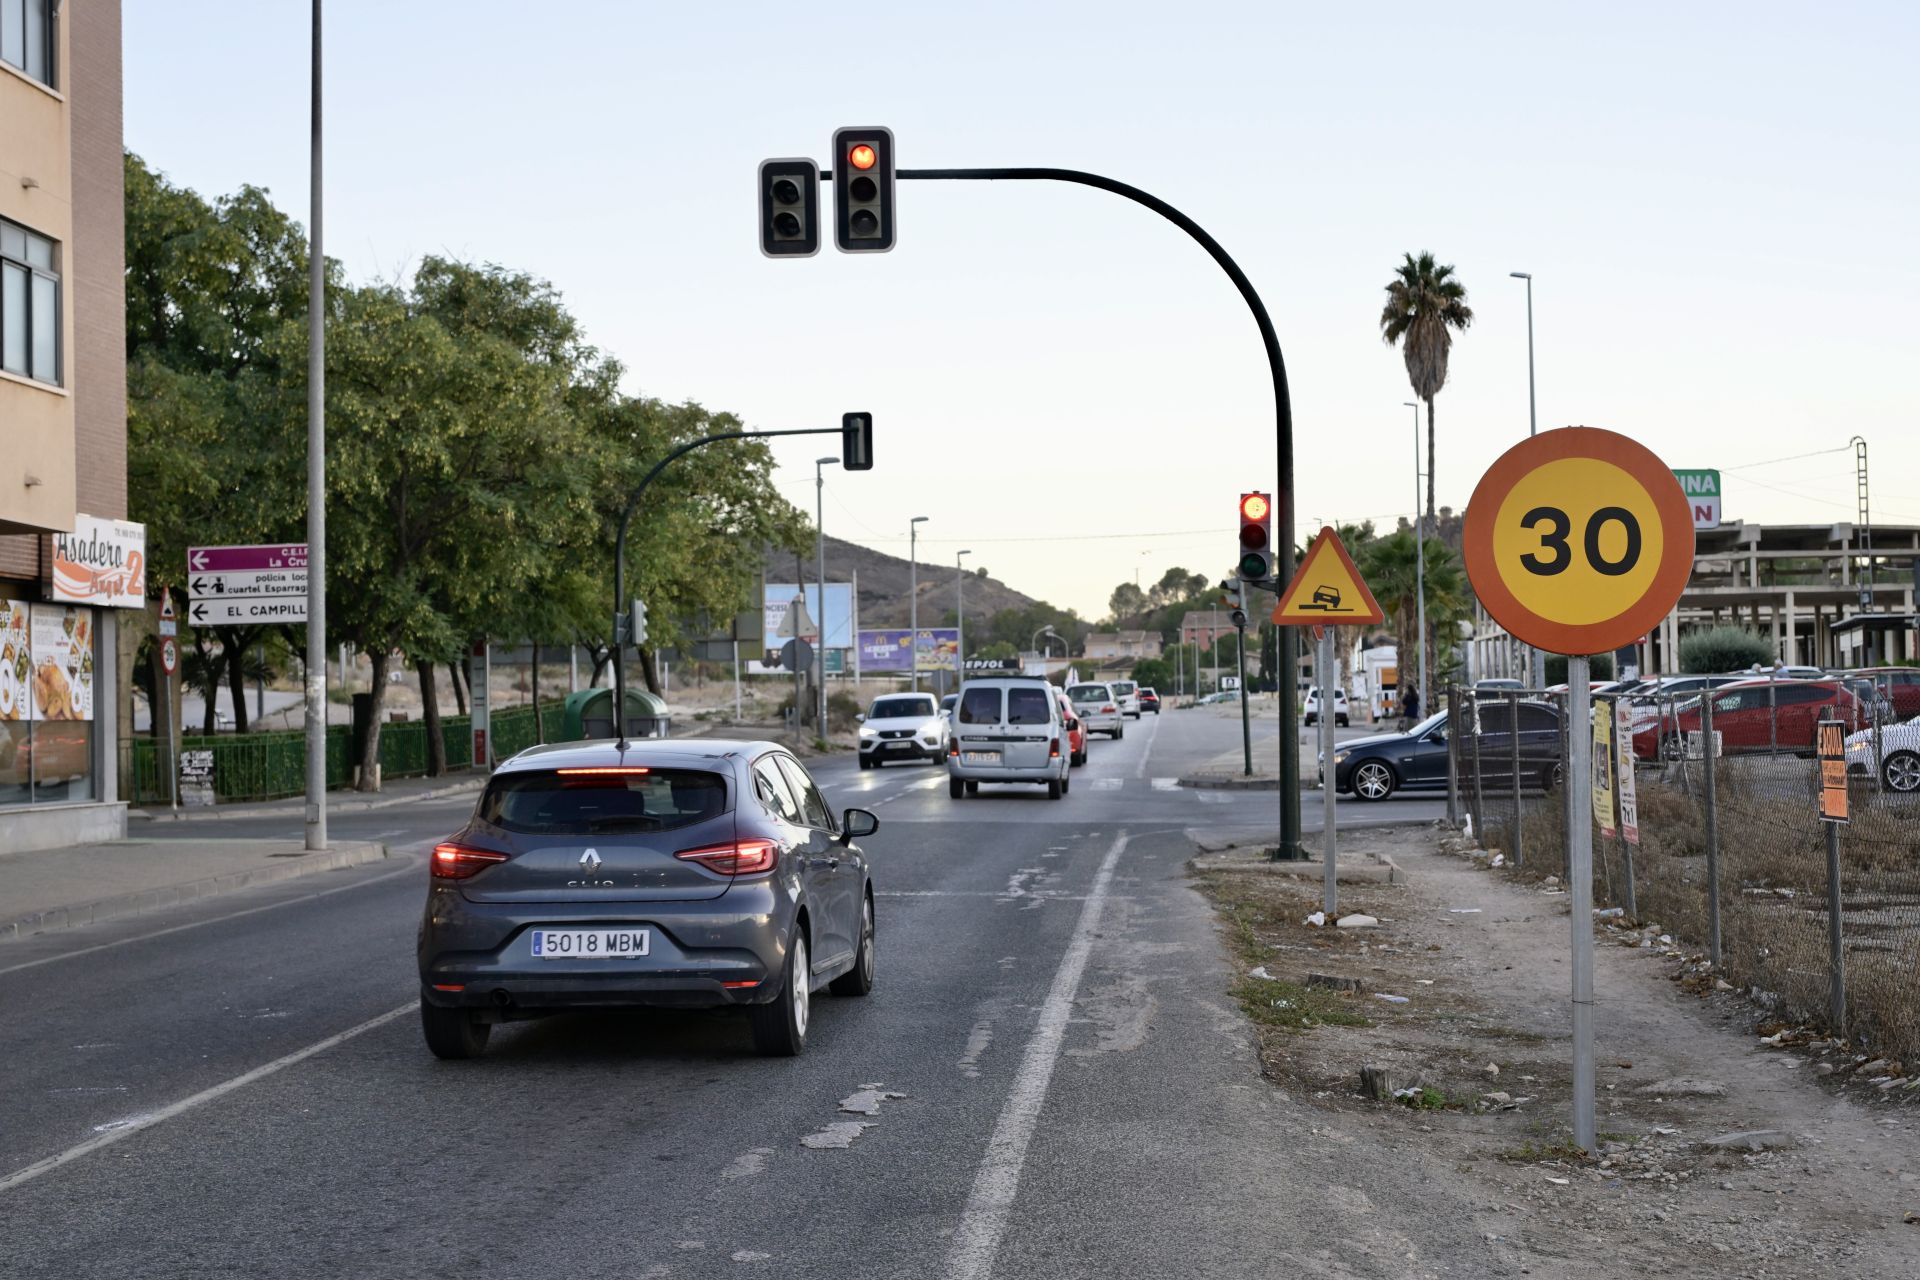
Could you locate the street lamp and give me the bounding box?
[814,456,840,734]
[909,516,929,690]
[1406,401,1427,714]
[956,550,973,685]
[1511,270,1544,687]
[1031,624,1063,661]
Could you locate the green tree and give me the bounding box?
[1678,626,1773,674]
[1130,656,1174,691]
[1358,529,1469,702]
[1379,252,1473,522]
[1107,582,1148,625]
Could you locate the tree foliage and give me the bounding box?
[125,154,806,780]
[1678,626,1774,675]
[1380,252,1472,521]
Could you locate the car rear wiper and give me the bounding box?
[585,816,668,832]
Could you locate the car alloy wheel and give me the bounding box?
[1884,751,1920,793]
[1352,760,1395,801]
[790,933,810,1039]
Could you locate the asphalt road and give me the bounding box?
[0,709,1456,1278]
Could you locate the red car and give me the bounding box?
[1848,667,1920,721]
[1632,679,1867,760]
[1054,690,1089,767]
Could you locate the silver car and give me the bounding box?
[417,739,878,1059]
[945,676,1072,799]
[1067,682,1125,738]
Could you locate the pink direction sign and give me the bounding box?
[187,544,309,626]
[188,544,307,572]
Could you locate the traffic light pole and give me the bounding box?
[611,426,846,749]
[856,165,1301,857]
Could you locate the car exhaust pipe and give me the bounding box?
[490,988,514,1008]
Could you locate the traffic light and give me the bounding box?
[1238,491,1274,581]
[832,126,896,252]
[759,158,821,258]
[631,598,649,647]
[842,412,874,470]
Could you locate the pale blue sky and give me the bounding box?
[125,1,1919,617]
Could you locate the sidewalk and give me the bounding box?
[2,838,390,943]
[131,771,485,824]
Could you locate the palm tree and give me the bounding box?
[1358,529,1469,704]
[1380,252,1473,522]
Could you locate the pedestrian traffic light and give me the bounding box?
[1238,491,1274,581]
[759,158,821,258]
[832,126,895,252]
[842,412,873,471]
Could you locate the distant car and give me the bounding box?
[1198,691,1236,705]
[1327,702,1564,801]
[1843,714,1920,792]
[1054,689,1089,767]
[947,676,1073,799]
[1847,667,1920,721]
[939,693,958,721]
[417,739,878,1060]
[1632,679,1867,761]
[1067,682,1125,738]
[1109,679,1142,718]
[1475,678,1524,693]
[1303,686,1349,727]
[1138,687,1161,715]
[857,693,946,769]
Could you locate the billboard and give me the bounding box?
[859,628,959,673]
[764,582,855,649]
[50,514,146,609]
[1673,469,1721,531]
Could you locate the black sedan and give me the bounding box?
[1325,704,1564,801]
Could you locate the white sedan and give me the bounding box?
[1844,717,1920,793]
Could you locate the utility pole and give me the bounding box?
[956,550,973,684]
[908,516,928,691]
[303,0,328,851]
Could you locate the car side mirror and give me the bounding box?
[1067,718,1080,731]
[841,808,879,840]
[855,713,865,723]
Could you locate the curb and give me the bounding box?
[129,779,485,824]
[1177,773,1281,791]
[1,841,391,943]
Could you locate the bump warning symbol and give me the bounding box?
[1272,527,1386,626]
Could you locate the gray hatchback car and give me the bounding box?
[417,739,878,1060]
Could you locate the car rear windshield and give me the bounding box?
[1112,682,1137,695]
[478,768,729,835]
[1008,687,1053,724]
[959,688,1003,724]
[1068,685,1109,701]
[871,697,934,719]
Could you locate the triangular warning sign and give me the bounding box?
[1272,527,1385,626]
[158,593,176,621]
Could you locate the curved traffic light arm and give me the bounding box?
[875,165,1303,857]
[611,426,844,748]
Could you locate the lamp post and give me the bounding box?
[1406,401,1428,714]
[303,0,327,850]
[909,516,928,690]
[956,550,973,685]
[1031,625,1062,664]
[1512,271,1545,688]
[814,456,840,735]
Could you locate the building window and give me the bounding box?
[0,217,59,386]
[1,0,55,87]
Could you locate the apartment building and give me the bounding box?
[2,0,134,850]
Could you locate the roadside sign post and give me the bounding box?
[1274,527,1385,896]
[1817,717,1849,1033]
[1464,426,1695,1153]
[470,641,491,774]
[157,593,180,812]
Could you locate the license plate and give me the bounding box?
[530,928,650,959]
[886,741,912,750]
[963,751,1001,765]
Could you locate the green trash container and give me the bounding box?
[560,688,671,741]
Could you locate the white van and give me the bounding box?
[946,676,1072,800]
[1109,679,1141,718]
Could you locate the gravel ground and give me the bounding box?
[1192,825,1920,1278]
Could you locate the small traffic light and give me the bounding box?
[631,598,649,647]
[842,412,874,471]
[1238,491,1274,581]
[759,158,821,258]
[832,126,896,252]
[1218,578,1243,609]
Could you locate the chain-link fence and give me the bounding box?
[1449,676,1920,1064]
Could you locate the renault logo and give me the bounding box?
[579,848,603,873]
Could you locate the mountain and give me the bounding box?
[763,535,1044,629]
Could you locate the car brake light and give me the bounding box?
[1050,738,1061,758]
[949,739,959,756]
[432,841,511,880]
[556,766,651,775]
[1102,704,1116,713]
[675,838,778,877]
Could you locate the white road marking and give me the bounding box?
[1150,776,1179,791]
[943,830,1129,1280]
[720,1148,773,1181]
[0,1002,413,1194]
[0,854,427,977]
[1088,777,1123,791]
[1132,715,1160,778]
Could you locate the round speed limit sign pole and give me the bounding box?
[1464,426,1693,1152]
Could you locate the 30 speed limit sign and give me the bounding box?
[1463,427,1694,655]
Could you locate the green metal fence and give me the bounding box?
[128,700,569,805]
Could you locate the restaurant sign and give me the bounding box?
[49,514,147,609]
